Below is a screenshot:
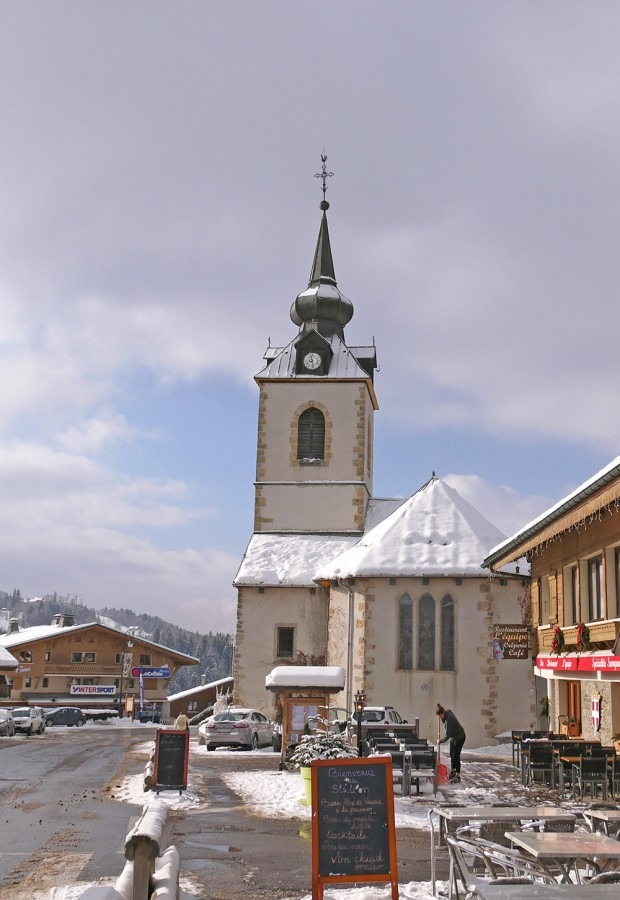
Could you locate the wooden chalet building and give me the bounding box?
[0,612,199,717]
[484,457,620,745]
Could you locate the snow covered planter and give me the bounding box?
[289,730,359,767]
[289,731,358,806]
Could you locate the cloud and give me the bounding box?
[0,4,618,632]
[442,473,551,540]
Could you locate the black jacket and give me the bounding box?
[439,709,465,743]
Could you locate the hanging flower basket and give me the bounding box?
[551,626,565,654]
[576,623,590,653]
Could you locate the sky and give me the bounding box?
[1,2,619,634]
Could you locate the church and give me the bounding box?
[233,163,533,747]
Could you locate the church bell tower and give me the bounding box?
[252,158,378,536]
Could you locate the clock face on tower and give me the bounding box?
[303,352,322,371]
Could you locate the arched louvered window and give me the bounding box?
[397,593,413,670]
[440,594,455,671]
[297,407,325,460]
[417,594,435,670]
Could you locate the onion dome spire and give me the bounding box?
[290,155,354,339]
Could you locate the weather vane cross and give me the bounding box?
[314,153,334,201]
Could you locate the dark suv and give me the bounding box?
[44,707,86,727]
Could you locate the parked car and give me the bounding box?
[33,707,46,733]
[44,707,86,727]
[189,705,214,727]
[0,709,15,737]
[11,706,45,735]
[202,708,274,751]
[350,705,406,727]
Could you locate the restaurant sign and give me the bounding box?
[492,624,530,660]
[536,654,620,673]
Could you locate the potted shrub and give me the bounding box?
[289,729,358,806]
[560,717,580,737]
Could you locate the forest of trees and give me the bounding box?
[0,590,233,694]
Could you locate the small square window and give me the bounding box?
[276,627,294,658]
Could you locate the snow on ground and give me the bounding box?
[34,734,512,898]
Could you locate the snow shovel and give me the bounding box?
[437,721,449,784]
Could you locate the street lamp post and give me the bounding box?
[355,689,366,756]
[118,641,133,718]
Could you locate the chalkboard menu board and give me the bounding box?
[154,729,189,793]
[311,757,398,899]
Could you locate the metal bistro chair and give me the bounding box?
[444,835,534,900]
[608,755,620,802]
[573,755,609,801]
[523,743,555,788]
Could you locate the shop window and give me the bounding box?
[588,556,603,621]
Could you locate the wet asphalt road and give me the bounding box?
[0,724,154,898]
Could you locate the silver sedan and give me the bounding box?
[202,708,274,751]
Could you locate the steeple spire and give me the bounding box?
[290,155,354,338]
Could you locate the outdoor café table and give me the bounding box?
[583,808,620,836]
[506,829,620,884]
[429,806,576,895]
[466,882,620,900]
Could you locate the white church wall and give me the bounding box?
[234,584,329,715]
[352,576,533,748]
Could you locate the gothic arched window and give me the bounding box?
[397,593,413,670]
[440,594,455,671]
[297,407,325,460]
[417,594,435,670]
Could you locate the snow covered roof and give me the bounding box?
[314,476,511,580]
[0,621,199,664]
[484,456,620,569]
[0,645,18,669]
[364,497,407,531]
[265,665,346,691]
[234,533,361,586]
[167,676,233,701]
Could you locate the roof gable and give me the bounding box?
[315,476,509,580]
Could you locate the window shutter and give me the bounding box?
[297,408,325,459]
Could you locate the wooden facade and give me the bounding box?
[484,460,620,745]
[0,615,198,714]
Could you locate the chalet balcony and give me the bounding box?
[44,664,125,676]
[537,618,620,653]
